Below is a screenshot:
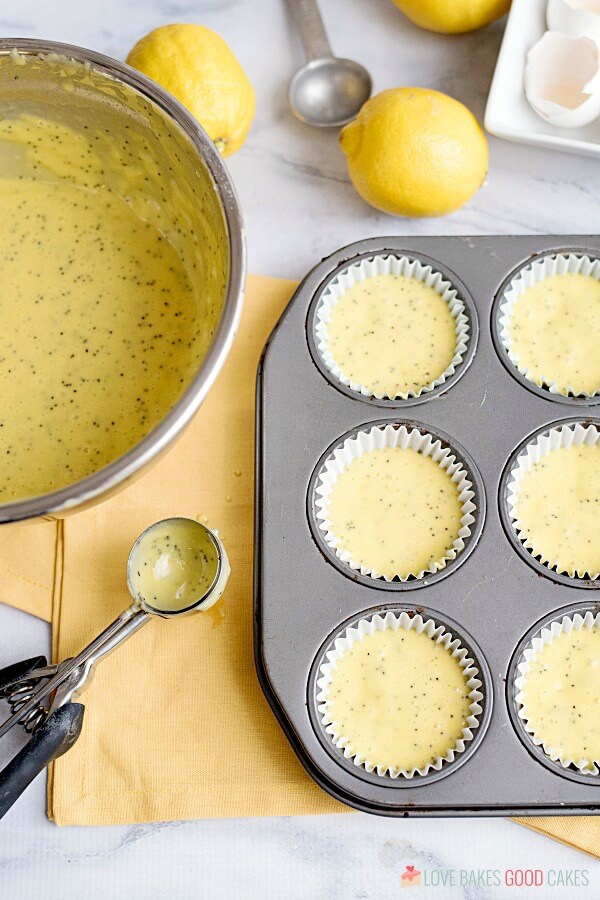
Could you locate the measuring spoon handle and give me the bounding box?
[286,0,333,61]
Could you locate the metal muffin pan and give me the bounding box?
[254,235,600,816]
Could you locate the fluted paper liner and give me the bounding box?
[514,610,600,776]
[316,610,484,779]
[498,252,600,399]
[314,423,477,582]
[314,254,470,401]
[506,421,600,580]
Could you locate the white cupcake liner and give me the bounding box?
[514,610,600,776]
[314,254,470,401]
[506,421,600,580]
[316,610,484,779]
[498,252,600,399]
[314,423,477,582]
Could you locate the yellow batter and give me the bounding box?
[521,626,600,767]
[327,446,463,579]
[129,519,220,612]
[515,444,600,577]
[325,274,458,397]
[0,115,204,502]
[508,273,600,395]
[325,627,472,773]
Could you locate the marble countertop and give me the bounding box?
[1,1,599,897]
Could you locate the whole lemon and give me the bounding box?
[126,24,255,156]
[391,0,511,34]
[339,88,488,218]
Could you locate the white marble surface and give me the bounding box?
[1,1,600,897]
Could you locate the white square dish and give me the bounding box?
[485,0,600,159]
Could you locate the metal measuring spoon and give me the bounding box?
[286,0,372,127]
[0,518,229,818]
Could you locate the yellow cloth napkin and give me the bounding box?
[0,520,57,622]
[0,275,598,853]
[513,817,600,860]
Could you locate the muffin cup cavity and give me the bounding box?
[504,420,600,583]
[312,422,479,585]
[512,609,600,778]
[312,253,472,403]
[496,251,600,401]
[315,610,485,780]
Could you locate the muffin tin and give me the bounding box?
[254,236,600,816]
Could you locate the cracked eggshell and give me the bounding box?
[524,31,600,128]
[547,0,600,43]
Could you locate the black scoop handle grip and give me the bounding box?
[0,657,48,696]
[0,702,84,820]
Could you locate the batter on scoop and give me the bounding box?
[129,519,220,612]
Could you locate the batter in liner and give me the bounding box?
[325,273,458,397]
[327,446,463,579]
[520,625,600,768]
[324,626,472,773]
[507,272,600,395]
[514,443,600,577]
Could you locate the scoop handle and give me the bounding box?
[286,0,333,61]
[0,656,48,696]
[0,703,84,820]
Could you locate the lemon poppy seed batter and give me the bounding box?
[327,446,463,579]
[520,626,600,767]
[325,273,458,397]
[129,519,219,612]
[0,115,204,502]
[514,444,600,577]
[325,627,472,773]
[508,272,600,395]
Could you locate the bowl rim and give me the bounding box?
[0,38,246,523]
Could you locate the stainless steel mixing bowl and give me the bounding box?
[0,39,245,523]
